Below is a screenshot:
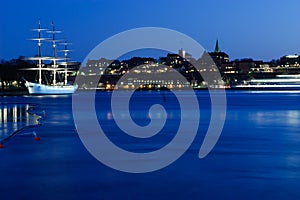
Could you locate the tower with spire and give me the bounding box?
[214,39,220,53]
[209,39,229,67]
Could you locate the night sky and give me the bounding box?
[1,0,300,63]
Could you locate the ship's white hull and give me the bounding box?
[25,81,78,95]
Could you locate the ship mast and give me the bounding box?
[47,22,61,85]
[60,40,72,85]
[37,21,43,84]
[30,19,48,84]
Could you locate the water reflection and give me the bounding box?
[250,110,300,127]
[97,110,183,121]
[0,104,39,139]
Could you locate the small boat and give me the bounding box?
[24,20,78,95]
[232,74,300,90]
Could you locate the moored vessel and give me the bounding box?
[232,74,300,90]
[24,20,78,95]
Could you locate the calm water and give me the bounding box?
[0,91,300,200]
[0,103,40,140]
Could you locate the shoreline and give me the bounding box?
[0,90,28,96]
[3,87,300,96]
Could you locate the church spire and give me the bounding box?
[214,39,220,53]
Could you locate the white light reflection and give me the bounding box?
[0,104,40,139]
[250,110,300,127]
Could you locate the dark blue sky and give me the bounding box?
[1,0,300,62]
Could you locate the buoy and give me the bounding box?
[0,143,4,149]
[34,137,41,141]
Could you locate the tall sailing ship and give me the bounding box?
[24,20,78,95]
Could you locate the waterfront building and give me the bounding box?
[178,48,193,62]
[220,62,239,74]
[249,61,273,73]
[280,54,300,68]
[86,58,116,75]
